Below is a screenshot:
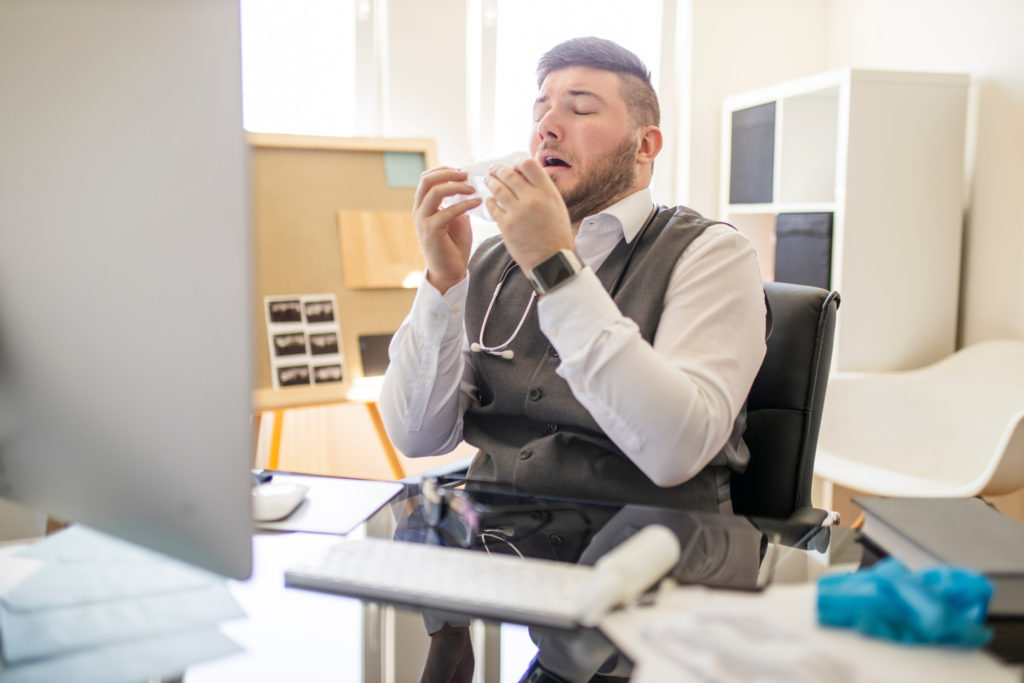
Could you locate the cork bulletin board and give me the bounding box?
[248,133,436,411]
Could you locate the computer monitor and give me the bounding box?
[0,0,253,578]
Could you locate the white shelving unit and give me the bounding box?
[720,68,969,372]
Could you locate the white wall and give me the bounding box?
[683,0,830,210]
[384,0,472,164]
[824,0,1024,521]
[823,0,1024,347]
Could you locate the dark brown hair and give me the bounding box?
[536,37,660,128]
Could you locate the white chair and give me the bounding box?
[814,340,1024,498]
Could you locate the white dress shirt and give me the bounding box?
[379,187,766,488]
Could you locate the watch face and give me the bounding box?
[532,250,581,294]
[538,257,574,284]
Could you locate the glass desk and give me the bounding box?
[187,476,867,683]
[367,477,862,682]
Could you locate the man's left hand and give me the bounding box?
[483,158,575,272]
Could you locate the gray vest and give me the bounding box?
[463,205,750,511]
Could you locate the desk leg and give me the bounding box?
[267,409,285,471]
[364,401,406,480]
[251,411,263,467]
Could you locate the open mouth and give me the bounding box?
[542,153,572,169]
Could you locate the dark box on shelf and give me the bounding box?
[729,102,775,204]
[774,212,833,290]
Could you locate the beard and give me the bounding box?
[551,134,639,224]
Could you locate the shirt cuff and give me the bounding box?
[400,274,469,431]
[411,272,469,345]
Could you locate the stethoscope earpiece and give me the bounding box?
[471,342,515,360]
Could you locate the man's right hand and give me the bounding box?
[413,167,483,294]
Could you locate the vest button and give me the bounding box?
[518,448,533,460]
[547,533,563,546]
[548,347,559,359]
[528,388,544,401]
[544,423,559,434]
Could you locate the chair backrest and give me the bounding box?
[731,282,840,519]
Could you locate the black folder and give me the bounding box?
[856,496,1024,617]
[359,333,394,377]
[729,102,775,204]
[774,212,832,289]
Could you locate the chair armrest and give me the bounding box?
[787,505,834,527]
[750,506,835,548]
[399,455,474,484]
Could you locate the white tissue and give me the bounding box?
[440,151,530,222]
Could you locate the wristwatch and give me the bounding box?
[529,249,584,295]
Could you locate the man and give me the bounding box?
[381,36,767,683]
[381,37,766,514]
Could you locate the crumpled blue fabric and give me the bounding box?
[817,557,993,647]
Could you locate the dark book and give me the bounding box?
[855,496,1024,616]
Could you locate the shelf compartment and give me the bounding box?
[777,87,840,204]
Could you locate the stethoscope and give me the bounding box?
[470,207,659,361]
[470,260,535,360]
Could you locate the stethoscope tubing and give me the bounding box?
[471,261,536,360]
[470,207,659,361]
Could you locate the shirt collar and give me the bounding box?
[577,187,655,243]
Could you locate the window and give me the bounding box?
[239,0,681,201]
[240,0,360,136]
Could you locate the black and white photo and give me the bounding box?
[272,332,307,357]
[313,363,344,384]
[309,332,339,355]
[277,365,310,387]
[305,299,335,323]
[267,299,303,323]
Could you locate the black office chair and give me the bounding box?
[409,281,841,524]
[731,281,841,522]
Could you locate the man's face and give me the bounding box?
[530,66,640,223]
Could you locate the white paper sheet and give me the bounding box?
[0,627,241,683]
[0,525,245,669]
[6,528,222,611]
[1,580,244,664]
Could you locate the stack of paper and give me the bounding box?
[0,525,246,682]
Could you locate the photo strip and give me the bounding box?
[264,293,345,389]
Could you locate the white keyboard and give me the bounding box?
[284,525,681,629]
[285,536,595,628]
